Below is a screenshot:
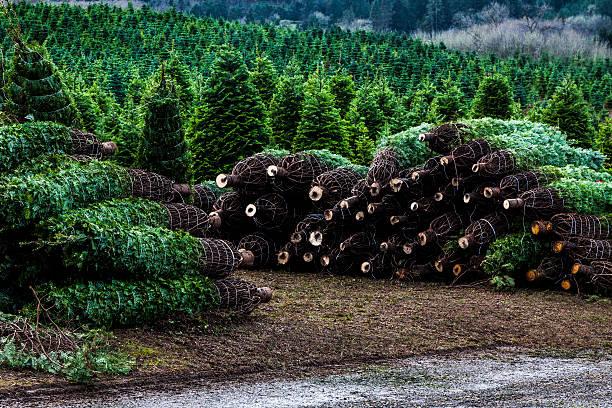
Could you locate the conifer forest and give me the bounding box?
[0,0,611,400]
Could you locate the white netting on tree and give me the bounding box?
[309,167,363,210]
[553,237,612,261]
[486,170,548,199]
[216,153,278,193]
[547,213,611,240]
[459,212,511,249]
[504,188,566,220]
[213,278,271,314]
[192,184,220,214]
[441,138,492,171]
[367,148,400,196]
[126,168,177,203]
[418,122,470,154]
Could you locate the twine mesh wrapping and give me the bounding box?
[198,238,242,278]
[443,138,491,170]
[583,261,612,292]
[324,202,357,225]
[292,214,326,243]
[249,193,290,230]
[340,179,370,209]
[461,213,511,248]
[363,252,394,279]
[366,148,400,191]
[531,257,567,281]
[310,167,363,210]
[556,237,612,261]
[340,232,376,254]
[550,213,611,240]
[273,152,331,194]
[368,194,403,216]
[221,153,277,193]
[162,203,211,238]
[421,211,469,246]
[213,278,262,314]
[126,168,176,203]
[514,188,566,220]
[420,122,469,154]
[211,191,251,232]
[474,150,516,177]
[70,129,103,158]
[497,171,548,198]
[192,184,219,214]
[412,156,450,191]
[238,233,280,268]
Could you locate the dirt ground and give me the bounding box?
[1,269,611,405]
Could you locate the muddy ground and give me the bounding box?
[0,269,611,406]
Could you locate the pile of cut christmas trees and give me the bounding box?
[0,120,273,328]
[211,119,610,295]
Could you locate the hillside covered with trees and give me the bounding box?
[1,2,610,177]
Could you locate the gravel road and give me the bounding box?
[31,349,610,408]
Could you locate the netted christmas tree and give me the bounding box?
[137,67,191,183]
[3,41,77,126]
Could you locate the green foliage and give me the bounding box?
[536,165,612,182]
[249,54,278,110]
[329,71,356,118]
[138,70,191,183]
[429,78,464,122]
[471,73,514,120]
[304,149,354,169]
[269,63,305,149]
[549,178,612,214]
[595,117,612,169]
[350,79,397,140]
[0,122,72,174]
[47,221,202,281]
[294,67,349,156]
[376,123,434,168]
[4,42,77,126]
[39,198,169,239]
[38,277,218,328]
[0,313,134,382]
[188,46,270,181]
[461,118,606,169]
[0,156,131,230]
[482,233,546,291]
[164,55,196,115]
[543,77,595,147]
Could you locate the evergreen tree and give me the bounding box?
[542,78,596,148]
[345,106,374,166]
[73,86,101,133]
[595,117,612,169]
[249,54,277,110]
[188,46,269,181]
[294,67,348,156]
[471,73,514,120]
[269,63,304,149]
[428,78,464,122]
[350,79,396,141]
[4,41,77,126]
[165,55,196,115]
[329,71,356,118]
[138,68,191,183]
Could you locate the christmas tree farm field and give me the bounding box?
[2,268,611,405]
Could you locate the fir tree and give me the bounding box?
[542,78,595,148]
[138,68,191,183]
[165,55,196,115]
[595,117,612,169]
[188,46,269,181]
[4,41,77,126]
[269,63,304,149]
[294,67,348,156]
[345,106,374,166]
[471,73,514,120]
[329,71,356,118]
[249,54,277,110]
[429,78,464,122]
[73,86,101,133]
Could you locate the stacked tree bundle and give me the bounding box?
[0,124,272,328]
[270,119,610,295]
[211,149,368,271]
